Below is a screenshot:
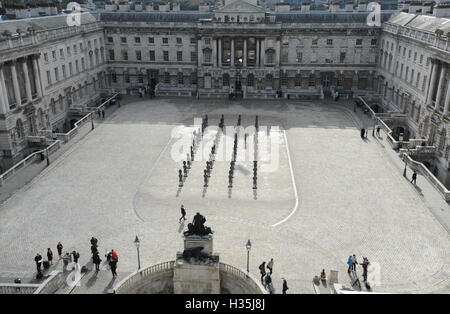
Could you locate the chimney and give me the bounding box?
[329,1,340,12]
[172,2,180,11]
[199,3,211,11]
[146,2,154,11]
[275,2,290,13]
[159,2,170,12]
[433,3,450,17]
[357,0,368,11]
[345,1,354,12]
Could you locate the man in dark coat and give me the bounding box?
[34,253,43,273]
[93,253,101,271]
[282,278,289,294]
[361,128,366,139]
[411,171,417,185]
[109,257,117,277]
[179,204,187,223]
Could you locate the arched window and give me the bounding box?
[223,74,230,87]
[59,95,64,111]
[247,74,254,87]
[295,74,301,87]
[265,74,273,89]
[266,49,275,64]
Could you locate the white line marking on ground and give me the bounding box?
[132,136,173,222]
[271,130,299,228]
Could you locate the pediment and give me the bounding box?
[216,0,265,14]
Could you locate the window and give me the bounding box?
[54,68,59,81]
[420,54,423,64]
[191,51,197,62]
[191,72,197,85]
[164,72,170,84]
[60,49,64,58]
[121,37,127,44]
[112,72,117,83]
[414,52,417,62]
[371,38,377,46]
[149,50,155,61]
[408,50,411,59]
[340,52,346,63]
[265,75,273,88]
[310,53,317,63]
[149,37,154,44]
[108,37,113,43]
[75,60,79,73]
[109,50,115,61]
[136,51,142,61]
[190,37,196,44]
[67,46,71,56]
[356,39,363,46]
[177,51,183,62]
[62,65,66,79]
[312,38,318,46]
[52,51,56,60]
[203,49,211,63]
[327,39,333,46]
[247,74,254,87]
[177,38,182,44]
[295,74,301,87]
[122,51,128,61]
[135,37,141,44]
[281,51,288,63]
[124,73,130,83]
[73,44,77,54]
[223,74,230,86]
[178,72,184,85]
[81,57,85,70]
[46,71,51,85]
[204,38,211,45]
[266,51,274,64]
[296,52,302,63]
[69,62,73,76]
[281,73,287,86]
[163,51,169,61]
[44,53,48,62]
[138,73,143,84]
[162,38,168,44]
[308,75,315,87]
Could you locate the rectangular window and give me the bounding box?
[296,52,302,63]
[340,52,346,63]
[178,72,184,85]
[44,53,48,62]
[112,73,117,83]
[164,72,170,84]
[327,39,333,46]
[75,60,79,73]
[163,51,169,61]
[135,37,141,44]
[60,48,64,58]
[177,51,183,62]
[177,38,182,44]
[149,50,155,61]
[81,57,85,70]
[108,37,113,43]
[123,51,128,61]
[356,39,363,46]
[371,38,377,46]
[163,38,168,44]
[52,51,56,60]
[312,39,318,46]
[69,62,73,76]
[204,38,211,45]
[136,50,142,61]
[308,75,315,87]
[149,37,154,44]
[62,65,66,79]
[109,50,115,61]
[125,73,130,83]
[191,38,196,44]
[121,37,127,44]
[47,71,51,85]
[191,51,197,62]
[138,74,143,84]
[54,68,59,81]
[67,46,71,56]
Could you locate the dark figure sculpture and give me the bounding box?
[183,212,213,237]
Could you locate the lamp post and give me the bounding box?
[246,239,252,273]
[403,153,407,177]
[91,112,95,130]
[134,235,141,271]
[372,116,376,137]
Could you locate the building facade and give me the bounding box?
[0,0,449,187]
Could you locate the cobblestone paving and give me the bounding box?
[0,97,448,294]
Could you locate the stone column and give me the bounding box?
[435,64,447,111]
[213,39,217,68]
[0,65,8,113]
[443,79,450,116]
[427,60,439,106]
[10,61,22,107]
[276,38,281,67]
[231,38,235,67]
[218,38,222,67]
[261,39,265,66]
[243,38,247,67]
[32,56,42,98]
[256,39,260,67]
[22,59,33,103]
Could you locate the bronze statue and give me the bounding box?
[183,212,213,237]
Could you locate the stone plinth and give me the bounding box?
[184,235,213,255]
[173,257,220,294]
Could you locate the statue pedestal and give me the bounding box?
[173,235,220,294]
[183,234,213,255]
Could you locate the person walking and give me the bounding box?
[34,253,43,273]
[72,251,80,264]
[376,125,381,137]
[361,257,369,282]
[347,255,353,273]
[47,248,53,266]
[411,171,417,185]
[360,128,365,139]
[97,109,101,119]
[101,109,105,120]
[93,252,101,271]
[109,256,117,277]
[179,204,187,223]
[90,237,98,247]
[57,242,63,259]
[282,278,289,294]
[352,254,358,271]
[267,258,274,275]
[258,261,266,284]
[264,273,274,294]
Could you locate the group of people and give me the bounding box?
[97,108,106,119]
[258,258,283,294]
[347,254,370,282]
[138,84,155,98]
[33,238,119,279]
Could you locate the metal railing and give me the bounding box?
[219,261,268,294]
[0,283,40,294]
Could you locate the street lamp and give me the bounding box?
[134,235,141,271]
[246,239,252,273]
[403,153,407,177]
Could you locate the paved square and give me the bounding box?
[0,97,448,294]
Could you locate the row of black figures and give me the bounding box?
[253,115,258,189]
[204,116,223,188]
[228,116,241,188]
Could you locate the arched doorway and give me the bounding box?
[392,126,405,141]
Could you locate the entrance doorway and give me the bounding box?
[235,75,242,91]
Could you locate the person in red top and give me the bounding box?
[111,250,118,261]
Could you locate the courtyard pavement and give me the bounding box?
[0,96,448,294]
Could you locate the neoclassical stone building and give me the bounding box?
[0,0,450,187]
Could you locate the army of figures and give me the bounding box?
[177,114,259,191]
